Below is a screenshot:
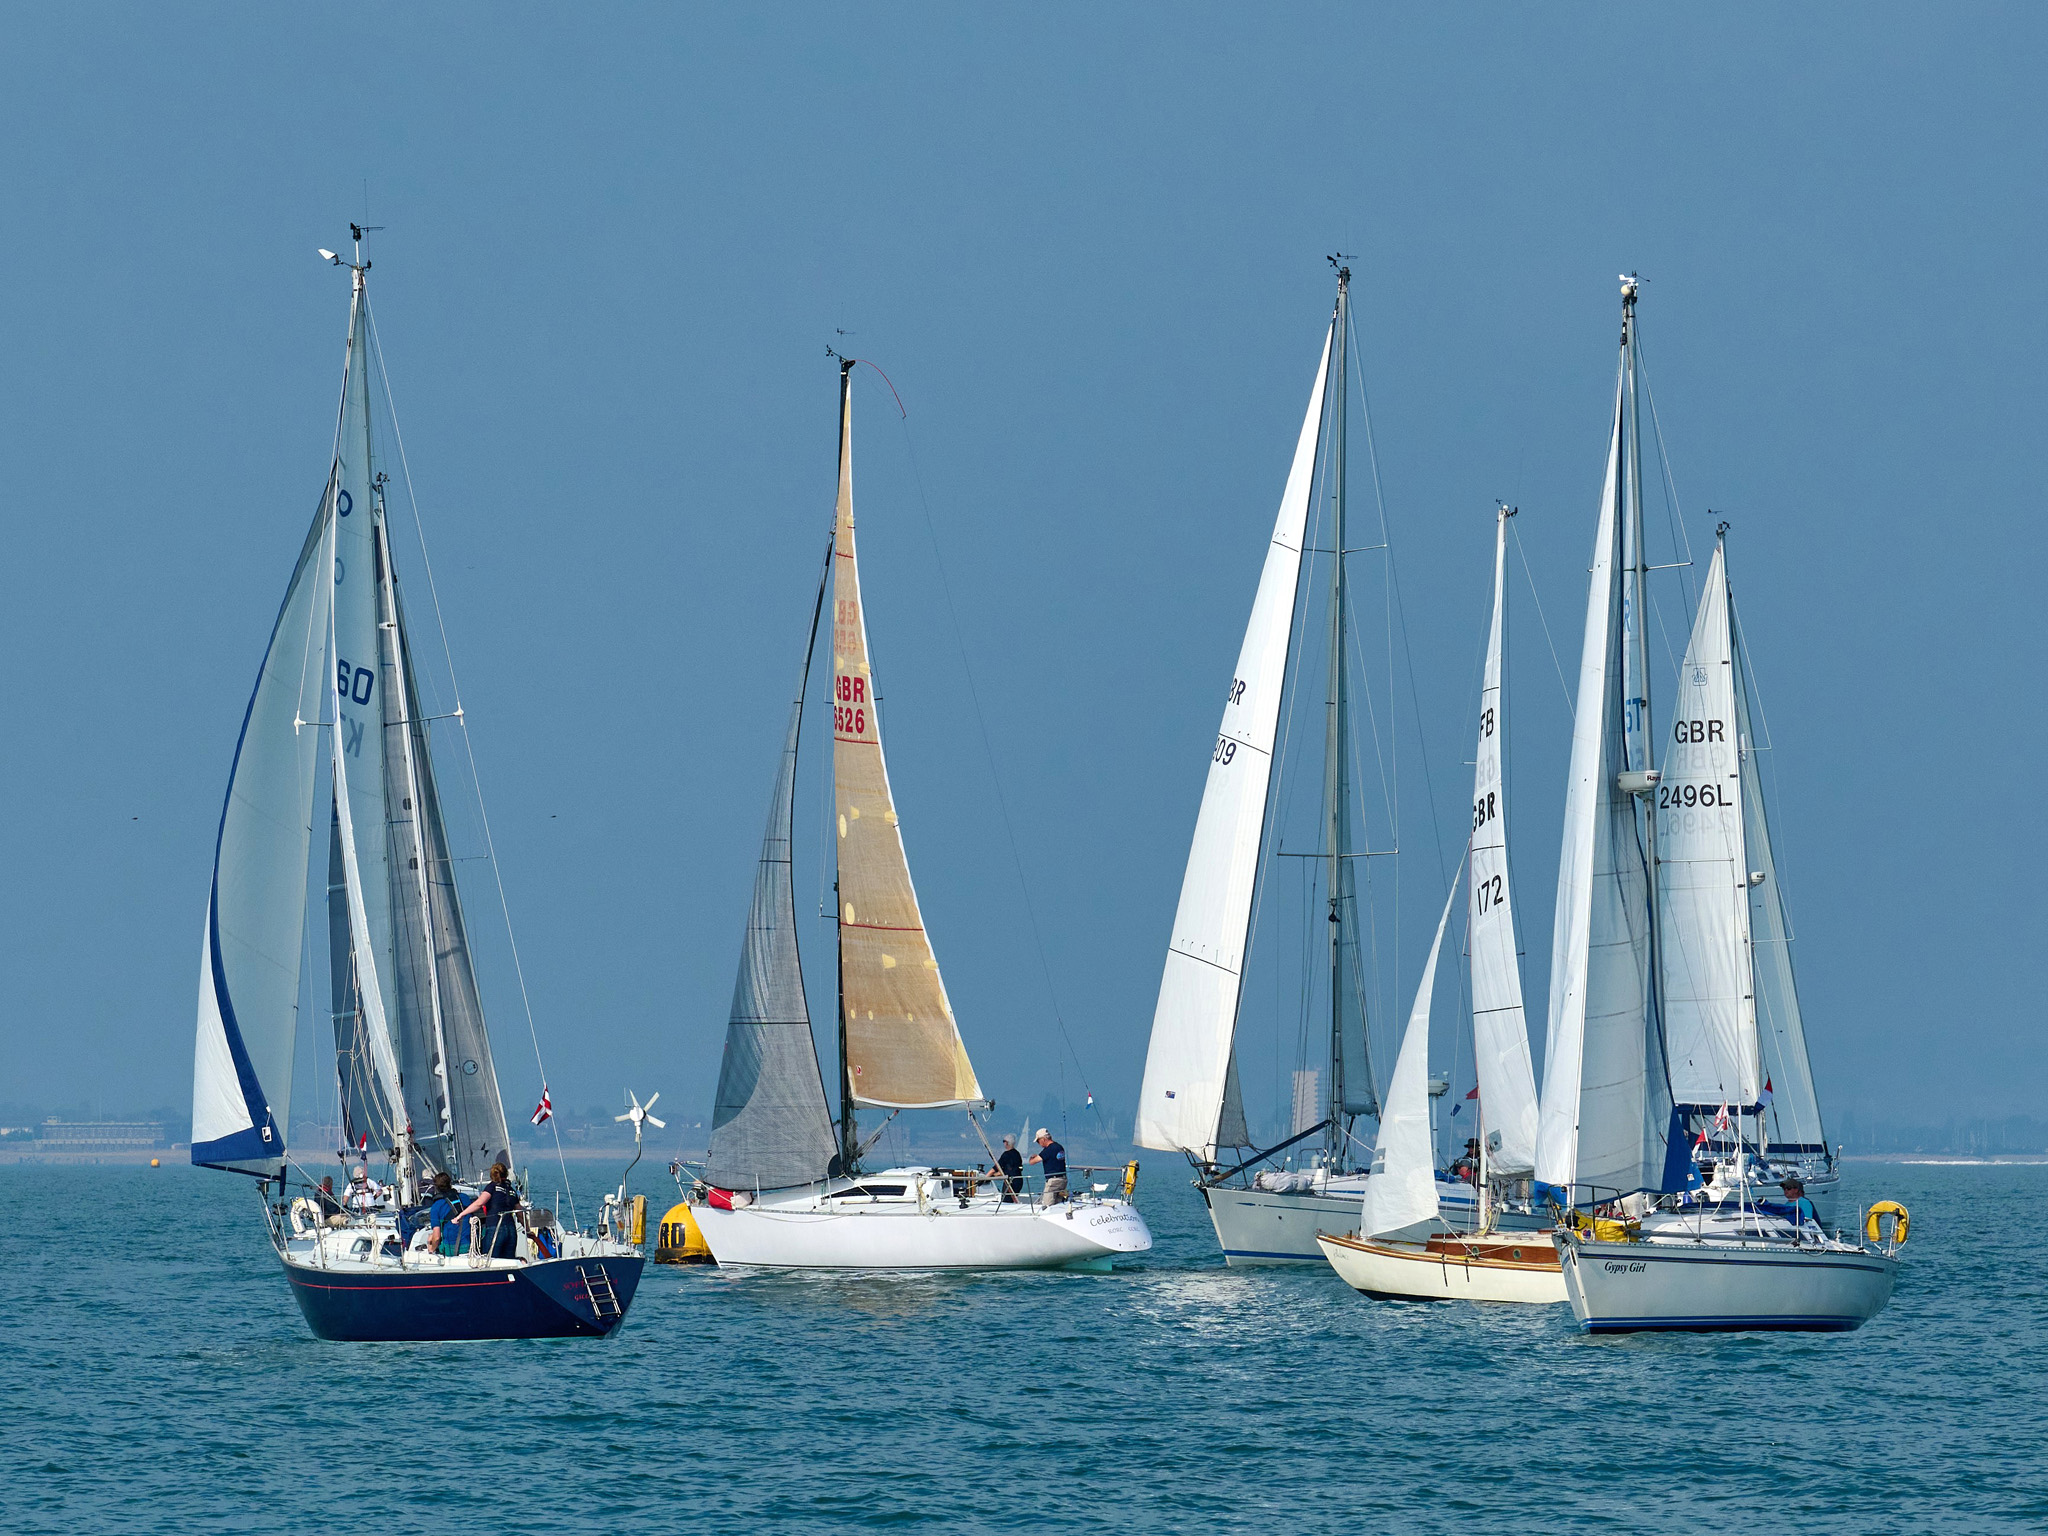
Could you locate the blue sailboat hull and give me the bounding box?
[282,1253,646,1341]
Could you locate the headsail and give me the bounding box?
[1466,508,1541,1175]
[831,368,982,1110]
[1655,543,1760,1110]
[1360,876,1459,1240]
[192,497,333,1173]
[1135,328,1333,1158]
[705,541,839,1190]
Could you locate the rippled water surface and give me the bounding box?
[2,1161,2039,1533]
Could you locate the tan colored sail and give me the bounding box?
[830,371,983,1109]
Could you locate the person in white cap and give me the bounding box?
[344,1163,384,1212]
[1027,1127,1068,1205]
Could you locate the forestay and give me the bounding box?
[1360,877,1459,1239]
[706,543,839,1190]
[1656,545,1760,1108]
[1136,330,1332,1158]
[831,375,983,1110]
[1466,510,1541,1175]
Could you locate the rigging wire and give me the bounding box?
[362,301,577,1220]
[1508,516,1576,716]
[857,365,1108,1135]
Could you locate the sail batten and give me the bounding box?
[830,371,982,1111]
[1136,328,1334,1158]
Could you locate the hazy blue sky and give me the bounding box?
[3,7,2040,1145]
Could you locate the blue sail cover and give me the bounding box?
[192,496,333,1173]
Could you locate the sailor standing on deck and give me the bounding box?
[996,1136,1025,1202]
[1027,1129,1067,1206]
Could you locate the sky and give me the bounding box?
[2,6,2041,1147]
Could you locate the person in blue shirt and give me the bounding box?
[1777,1177,1819,1228]
[1027,1128,1068,1206]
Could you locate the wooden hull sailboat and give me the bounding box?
[1320,1232,1566,1304]
[190,230,642,1340]
[690,359,1151,1272]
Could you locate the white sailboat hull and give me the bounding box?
[1319,1233,1566,1304]
[694,1173,1152,1271]
[1555,1231,1896,1332]
[1202,1178,1545,1266]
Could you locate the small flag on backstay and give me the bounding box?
[531,1086,553,1127]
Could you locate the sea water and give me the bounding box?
[2,1160,2039,1533]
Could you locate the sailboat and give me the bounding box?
[689,358,1152,1271]
[1320,507,1565,1304]
[1134,266,1480,1265]
[190,230,644,1341]
[1540,277,1898,1332]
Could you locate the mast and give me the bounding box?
[1322,262,1358,1162]
[835,356,858,1178]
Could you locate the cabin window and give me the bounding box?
[832,1184,907,1201]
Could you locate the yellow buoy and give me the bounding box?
[654,1201,714,1265]
[149,1158,160,1168]
[1865,1200,1910,1246]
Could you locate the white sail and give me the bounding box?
[1535,368,1657,1195]
[1136,329,1333,1157]
[192,503,333,1172]
[1360,878,1459,1239]
[1656,544,1760,1108]
[1466,509,1541,1175]
[1734,602,1825,1150]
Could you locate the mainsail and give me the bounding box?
[1733,595,1826,1152]
[1655,543,1760,1110]
[830,367,982,1110]
[705,542,838,1191]
[1359,878,1458,1239]
[192,498,333,1173]
[1135,328,1333,1158]
[1466,508,1541,1175]
[1534,326,1662,1197]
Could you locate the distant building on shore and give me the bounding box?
[37,1118,166,1153]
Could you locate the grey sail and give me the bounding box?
[1733,604,1826,1154]
[705,545,837,1191]
[379,564,511,1182]
[1216,1052,1250,1149]
[328,804,397,1152]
